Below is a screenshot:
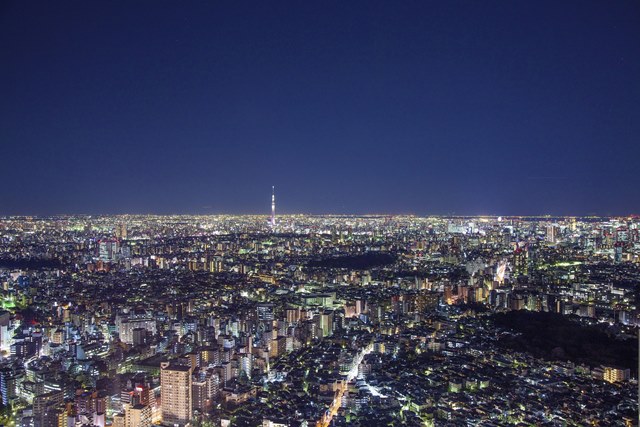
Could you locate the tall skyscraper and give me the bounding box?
[160,362,192,426]
[271,186,276,227]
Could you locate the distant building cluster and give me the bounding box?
[0,214,638,426]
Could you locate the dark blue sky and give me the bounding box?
[1,1,639,216]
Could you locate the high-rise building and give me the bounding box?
[117,317,156,344]
[32,390,64,427]
[0,366,19,406]
[603,366,630,383]
[125,403,152,427]
[116,223,128,240]
[239,354,253,379]
[546,224,559,243]
[0,310,11,353]
[98,239,119,262]
[113,413,125,427]
[161,362,192,426]
[256,303,275,323]
[192,377,208,413]
[513,246,528,277]
[614,242,623,263]
[316,311,333,338]
[191,369,219,413]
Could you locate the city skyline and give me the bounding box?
[0,214,637,425]
[2,1,639,216]
[2,2,640,425]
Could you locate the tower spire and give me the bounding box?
[271,186,276,227]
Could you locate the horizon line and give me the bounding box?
[0,212,635,219]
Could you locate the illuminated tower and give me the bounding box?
[271,186,276,227]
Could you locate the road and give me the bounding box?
[317,343,372,427]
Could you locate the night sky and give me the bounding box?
[1,1,639,216]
